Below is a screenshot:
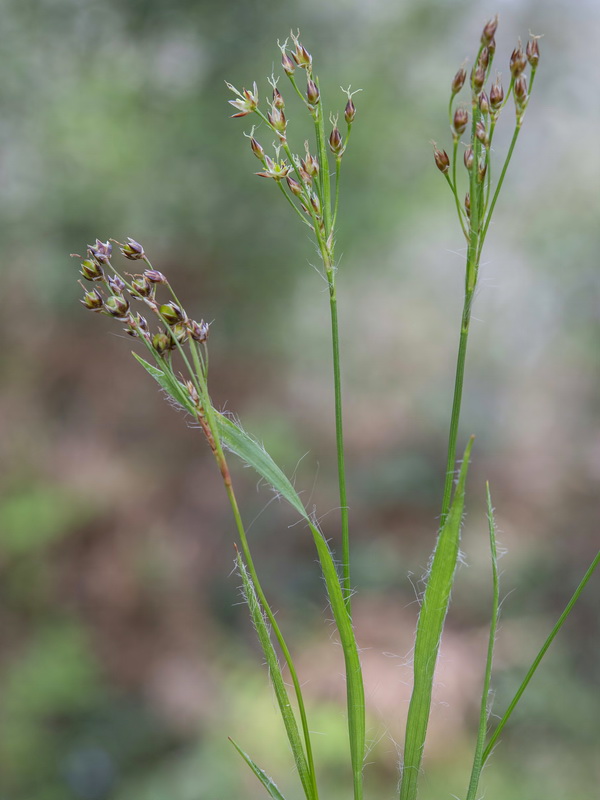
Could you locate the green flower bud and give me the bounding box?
[159,302,185,325]
[104,295,130,319]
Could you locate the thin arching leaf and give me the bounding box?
[229,738,289,800]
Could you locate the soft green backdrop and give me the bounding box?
[1,0,598,798]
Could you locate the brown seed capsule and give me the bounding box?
[453,107,469,135]
[451,66,467,94]
[286,175,302,196]
[471,64,485,93]
[80,259,104,282]
[104,295,130,319]
[121,237,145,260]
[152,332,171,355]
[464,191,471,217]
[306,78,319,105]
[464,146,474,170]
[329,126,343,155]
[510,44,527,77]
[281,51,295,75]
[481,15,498,46]
[490,80,504,109]
[433,146,450,174]
[344,97,356,124]
[514,75,528,111]
[159,302,185,325]
[80,287,104,310]
[272,87,284,110]
[310,192,321,215]
[250,137,265,160]
[131,274,153,297]
[479,47,490,70]
[478,157,487,182]
[487,37,496,57]
[526,38,540,68]
[144,269,167,284]
[479,92,490,115]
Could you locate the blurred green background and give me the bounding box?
[1,0,599,798]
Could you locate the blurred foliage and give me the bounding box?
[1,0,599,798]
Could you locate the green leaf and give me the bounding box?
[236,553,313,800]
[466,482,500,800]
[131,352,195,414]
[229,738,288,800]
[400,437,474,800]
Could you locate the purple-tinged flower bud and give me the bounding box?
[478,157,487,182]
[152,332,171,355]
[433,146,450,174]
[329,126,343,155]
[526,37,540,68]
[475,120,488,145]
[479,47,490,70]
[479,91,490,115]
[250,137,265,160]
[451,66,466,94]
[80,259,104,282]
[272,87,285,110]
[286,175,302,196]
[281,50,296,75]
[464,146,474,170]
[487,37,496,57]
[134,314,149,334]
[514,75,528,112]
[301,150,319,177]
[344,97,356,124]
[159,302,185,325]
[121,237,145,260]
[471,64,485,93]
[189,319,210,343]
[144,269,167,284]
[104,294,130,319]
[131,274,153,297]
[80,287,104,311]
[290,32,312,68]
[306,78,319,105]
[464,191,471,217]
[88,239,112,264]
[267,106,286,134]
[310,192,321,215]
[453,107,469,135]
[510,44,527,77]
[481,15,498,46]
[490,80,504,110]
[171,321,188,345]
[108,274,125,294]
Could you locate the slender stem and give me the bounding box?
[482,549,600,764]
[479,124,520,247]
[332,156,342,230]
[276,180,314,229]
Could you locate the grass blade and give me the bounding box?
[399,436,474,800]
[236,552,314,800]
[465,482,500,800]
[229,737,289,800]
[482,547,600,764]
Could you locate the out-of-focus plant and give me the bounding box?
[71,18,598,800]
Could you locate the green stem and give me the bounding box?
[479,124,520,248]
[482,549,600,764]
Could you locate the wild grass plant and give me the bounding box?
[72,17,599,800]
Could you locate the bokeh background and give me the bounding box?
[1,0,599,798]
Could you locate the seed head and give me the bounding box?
[80,258,104,282]
[329,125,343,155]
[510,43,527,77]
[104,294,130,319]
[451,66,467,95]
[344,96,356,124]
[281,49,296,75]
[80,287,104,311]
[267,105,287,135]
[88,239,112,264]
[433,146,450,174]
[471,64,485,93]
[301,147,319,177]
[171,321,189,345]
[108,274,125,294]
[453,107,469,135]
[286,175,302,196]
[481,15,498,46]
[144,269,167,284]
[152,332,171,356]
[290,31,312,69]
[121,237,145,260]
[159,302,186,325]
[526,37,540,68]
[306,78,320,105]
[489,80,504,110]
[189,319,210,343]
[131,274,153,298]
[464,146,474,170]
[475,120,488,145]
[250,137,265,160]
[479,91,490,115]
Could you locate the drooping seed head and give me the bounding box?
[453,107,469,135]
[464,146,474,170]
[329,125,343,155]
[80,258,104,282]
[121,237,145,260]
[159,302,185,325]
[306,78,320,105]
[481,15,499,46]
[433,146,450,174]
[510,43,527,77]
[526,37,540,68]
[344,96,356,124]
[104,294,130,319]
[144,269,167,284]
[80,287,104,311]
[451,66,467,94]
